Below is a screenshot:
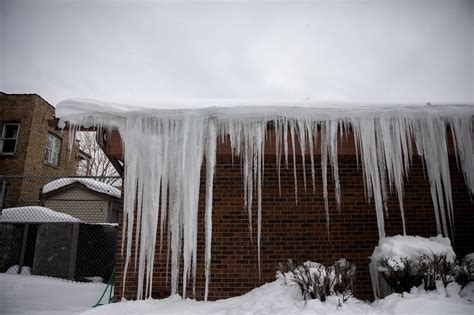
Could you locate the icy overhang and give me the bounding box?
[56,98,474,127]
[55,97,474,301]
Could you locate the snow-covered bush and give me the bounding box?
[455,254,474,289]
[376,253,474,296]
[378,257,422,294]
[370,235,458,298]
[276,258,356,303]
[418,253,457,290]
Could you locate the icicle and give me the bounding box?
[204,120,217,301]
[121,118,140,296]
[351,117,386,238]
[274,120,282,195]
[297,119,307,191]
[283,119,289,168]
[181,115,205,298]
[306,121,316,193]
[320,122,330,236]
[329,119,341,211]
[159,121,170,256]
[289,120,298,203]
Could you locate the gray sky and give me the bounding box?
[1,0,473,106]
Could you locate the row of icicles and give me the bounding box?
[69,112,473,301]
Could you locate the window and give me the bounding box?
[0,123,20,154]
[45,133,61,166]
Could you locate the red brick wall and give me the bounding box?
[114,153,473,302]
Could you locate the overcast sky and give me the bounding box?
[0,0,473,106]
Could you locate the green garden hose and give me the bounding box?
[93,266,116,307]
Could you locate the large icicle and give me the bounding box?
[57,99,474,300]
[204,120,217,301]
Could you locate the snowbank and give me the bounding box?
[43,178,121,198]
[0,273,108,314]
[371,235,456,266]
[82,279,474,315]
[1,273,473,315]
[0,206,81,223]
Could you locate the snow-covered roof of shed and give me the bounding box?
[43,178,121,199]
[0,206,81,223]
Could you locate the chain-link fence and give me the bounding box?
[0,175,121,285]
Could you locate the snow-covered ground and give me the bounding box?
[1,272,473,314]
[83,279,474,315]
[0,273,108,314]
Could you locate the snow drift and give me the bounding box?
[56,98,474,300]
[81,279,474,315]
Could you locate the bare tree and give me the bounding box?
[77,131,121,186]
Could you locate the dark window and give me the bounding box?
[0,123,20,154]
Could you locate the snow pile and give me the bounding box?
[0,206,82,223]
[56,98,474,300]
[2,272,472,315]
[371,235,456,267]
[43,178,121,198]
[0,273,108,314]
[82,279,474,315]
[6,265,32,276]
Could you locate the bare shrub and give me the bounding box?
[378,257,422,294]
[277,258,356,303]
[418,253,457,290]
[455,255,474,289]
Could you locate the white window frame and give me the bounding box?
[45,132,62,166]
[0,123,20,154]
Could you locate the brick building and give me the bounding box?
[98,128,474,302]
[0,92,79,208]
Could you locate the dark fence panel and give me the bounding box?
[0,175,121,284]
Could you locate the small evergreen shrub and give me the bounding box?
[277,258,356,303]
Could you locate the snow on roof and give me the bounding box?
[43,178,121,198]
[56,98,474,127]
[0,206,81,223]
[371,235,456,263]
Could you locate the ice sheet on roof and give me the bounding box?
[0,206,81,223]
[43,178,121,198]
[56,98,473,121]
